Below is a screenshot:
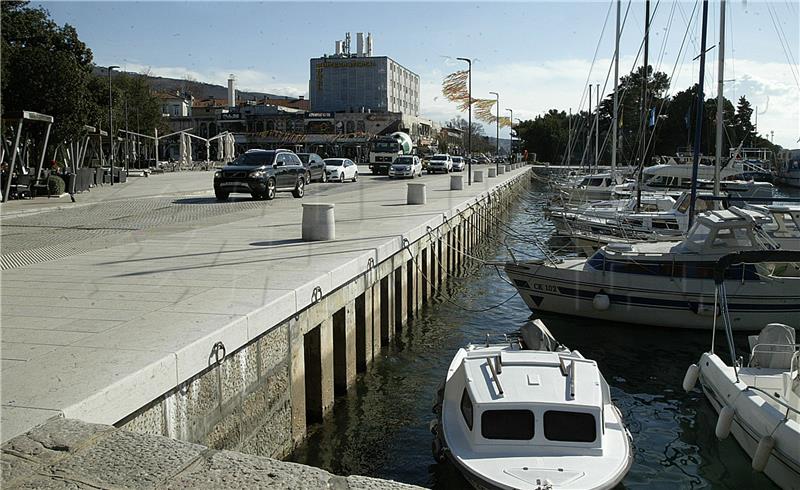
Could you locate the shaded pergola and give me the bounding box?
[1,111,53,203]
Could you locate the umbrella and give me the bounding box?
[179,132,187,164]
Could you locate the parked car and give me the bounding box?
[451,156,466,172]
[296,153,327,183]
[324,158,359,182]
[388,155,423,179]
[427,154,453,174]
[214,149,305,201]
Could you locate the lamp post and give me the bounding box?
[506,108,513,162]
[456,57,472,185]
[107,65,119,185]
[489,91,499,173]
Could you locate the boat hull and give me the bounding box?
[698,353,800,489]
[505,261,800,330]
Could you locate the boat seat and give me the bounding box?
[748,323,797,369]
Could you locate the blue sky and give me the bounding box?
[42,1,799,147]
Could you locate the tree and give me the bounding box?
[515,110,572,164]
[1,1,99,143]
[733,96,756,146]
[447,116,492,154]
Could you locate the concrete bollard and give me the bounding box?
[505,165,511,173]
[488,168,497,178]
[302,203,335,241]
[498,165,505,175]
[450,175,464,190]
[474,170,484,182]
[407,183,427,205]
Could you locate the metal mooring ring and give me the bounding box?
[312,286,323,304]
[211,341,226,365]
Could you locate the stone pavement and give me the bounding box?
[0,165,530,442]
[1,417,422,489]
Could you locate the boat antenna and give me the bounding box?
[688,0,711,230]
[612,0,620,175]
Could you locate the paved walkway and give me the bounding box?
[0,165,530,442]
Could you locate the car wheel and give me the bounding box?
[352,172,358,182]
[215,189,229,201]
[292,178,304,198]
[265,178,276,200]
[305,171,311,185]
[340,174,346,183]
[322,171,327,183]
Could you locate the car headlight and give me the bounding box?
[248,170,266,178]
[214,170,222,178]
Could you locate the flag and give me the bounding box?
[648,108,656,128]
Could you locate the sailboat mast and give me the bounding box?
[568,107,572,165]
[637,0,650,211]
[715,0,726,196]
[612,0,620,173]
[688,0,711,230]
[595,83,599,170]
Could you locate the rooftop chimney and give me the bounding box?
[366,33,373,57]
[335,40,342,55]
[227,74,236,108]
[356,32,364,57]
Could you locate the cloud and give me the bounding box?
[419,57,799,147]
[121,62,308,98]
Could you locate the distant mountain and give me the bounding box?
[92,67,293,101]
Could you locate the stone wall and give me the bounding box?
[1,418,422,489]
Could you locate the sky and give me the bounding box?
[41,1,800,148]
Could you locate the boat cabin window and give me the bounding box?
[773,212,800,237]
[543,410,597,443]
[460,389,473,431]
[712,226,754,248]
[481,410,534,440]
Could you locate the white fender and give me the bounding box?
[715,405,735,439]
[682,364,700,392]
[592,293,610,311]
[752,436,775,472]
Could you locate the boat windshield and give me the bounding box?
[685,222,713,248]
[711,227,755,249]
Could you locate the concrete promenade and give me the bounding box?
[1,165,531,444]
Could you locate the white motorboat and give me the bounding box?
[683,250,800,489]
[506,208,800,330]
[561,172,627,202]
[430,320,633,490]
[776,150,800,189]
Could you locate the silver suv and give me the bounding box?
[427,154,453,174]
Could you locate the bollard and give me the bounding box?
[497,166,505,175]
[302,203,335,241]
[407,183,427,205]
[450,175,464,190]
[474,170,484,183]
[488,168,497,178]
[505,165,511,173]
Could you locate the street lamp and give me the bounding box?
[456,57,472,185]
[107,65,119,185]
[489,91,499,173]
[506,108,513,162]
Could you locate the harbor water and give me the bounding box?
[290,178,792,489]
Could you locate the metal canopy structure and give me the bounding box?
[2,111,54,203]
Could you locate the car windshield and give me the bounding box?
[374,141,399,152]
[230,152,275,166]
[325,159,344,166]
[297,154,310,163]
[453,157,463,162]
[431,155,447,161]
[395,157,413,164]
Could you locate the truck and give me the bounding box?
[368,131,413,175]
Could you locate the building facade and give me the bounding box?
[309,56,419,116]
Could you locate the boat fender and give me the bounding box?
[715,405,735,439]
[752,436,775,472]
[592,293,610,311]
[431,434,446,463]
[682,364,700,392]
